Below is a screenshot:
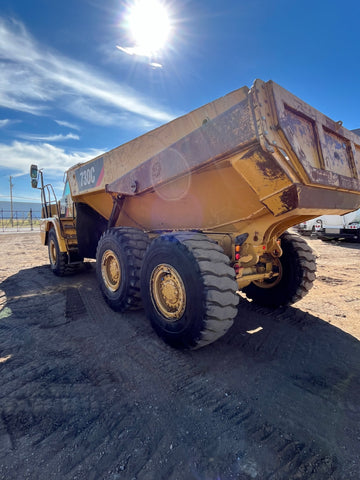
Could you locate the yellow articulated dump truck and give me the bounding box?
[30,79,360,349]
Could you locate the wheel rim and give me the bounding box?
[253,257,283,289]
[150,264,186,321]
[101,250,121,292]
[49,239,57,266]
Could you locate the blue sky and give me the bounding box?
[0,0,359,202]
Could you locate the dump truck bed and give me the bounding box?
[67,79,360,234]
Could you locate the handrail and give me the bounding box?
[41,183,60,219]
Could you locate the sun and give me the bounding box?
[124,0,172,56]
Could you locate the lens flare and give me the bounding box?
[124,0,172,56]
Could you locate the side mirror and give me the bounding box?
[30,164,39,188]
[30,164,38,179]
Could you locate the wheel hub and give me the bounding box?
[150,264,186,321]
[101,250,121,292]
[49,239,57,265]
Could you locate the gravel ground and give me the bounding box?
[0,232,359,480]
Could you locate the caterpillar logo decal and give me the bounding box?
[75,157,104,192]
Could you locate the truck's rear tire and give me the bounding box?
[96,228,150,312]
[140,232,239,349]
[48,228,67,276]
[243,232,316,307]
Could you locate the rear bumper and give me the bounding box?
[316,229,360,241]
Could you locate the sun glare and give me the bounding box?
[125,0,171,56]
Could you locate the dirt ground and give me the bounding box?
[0,231,359,480]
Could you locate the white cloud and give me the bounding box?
[55,120,80,130]
[18,133,80,142]
[0,118,21,129]
[0,58,52,115]
[149,62,163,69]
[0,141,103,176]
[65,97,156,129]
[116,45,164,68]
[0,17,176,125]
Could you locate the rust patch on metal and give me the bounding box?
[322,128,353,178]
[306,165,360,192]
[279,185,299,211]
[233,144,292,201]
[151,161,161,179]
[272,83,360,192]
[252,146,288,180]
[281,105,321,170]
[261,184,299,216]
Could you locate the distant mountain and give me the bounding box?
[0,201,42,218]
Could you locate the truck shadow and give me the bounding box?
[1,263,359,377]
[197,294,360,389]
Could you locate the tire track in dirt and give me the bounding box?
[63,279,359,478]
[0,343,157,480]
[1,241,360,479]
[0,267,171,479]
[122,332,340,479]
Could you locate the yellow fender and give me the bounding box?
[40,218,68,253]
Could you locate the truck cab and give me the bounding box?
[30,165,83,272]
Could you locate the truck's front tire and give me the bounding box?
[48,228,67,276]
[96,228,150,312]
[140,232,239,349]
[243,232,316,307]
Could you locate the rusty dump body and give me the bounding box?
[68,79,360,254]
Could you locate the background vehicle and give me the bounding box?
[316,209,360,242]
[294,218,322,236]
[30,79,360,348]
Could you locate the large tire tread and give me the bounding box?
[96,227,150,311]
[148,231,239,349]
[48,228,68,277]
[243,232,316,307]
[282,232,317,303]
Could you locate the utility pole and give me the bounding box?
[9,176,14,227]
